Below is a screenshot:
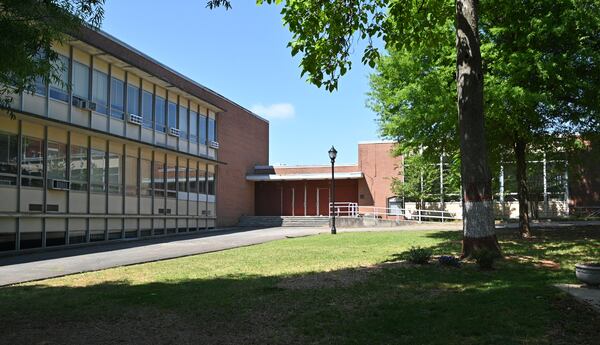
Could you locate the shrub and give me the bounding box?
[472,249,497,270]
[406,246,433,264]
[438,255,461,268]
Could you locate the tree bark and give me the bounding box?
[514,139,532,238]
[456,0,501,258]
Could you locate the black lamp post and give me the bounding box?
[329,146,337,234]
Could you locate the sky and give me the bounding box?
[102,0,381,166]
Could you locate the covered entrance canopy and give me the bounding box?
[247,171,363,216]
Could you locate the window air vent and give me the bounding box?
[46,204,59,212]
[72,96,87,109]
[86,101,97,111]
[158,208,172,215]
[49,179,70,191]
[208,140,220,149]
[29,203,43,212]
[128,114,142,126]
[168,127,180,137]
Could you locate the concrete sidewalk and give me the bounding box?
[2,219,595,287]
[0,224,458,286]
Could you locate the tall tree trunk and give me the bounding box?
[514,139,532,238]
[456,0,501,258]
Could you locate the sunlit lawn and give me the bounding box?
[1,229,599,344]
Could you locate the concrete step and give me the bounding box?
[238,216,330,228]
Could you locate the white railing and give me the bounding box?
[329,202,359,217]
[573,206,600,219]
[329,202,462,222]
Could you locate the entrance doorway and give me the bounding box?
[317,188,329,216]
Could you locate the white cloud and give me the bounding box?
[250,103,295,120]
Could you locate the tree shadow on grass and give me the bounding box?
[0,228,599,345]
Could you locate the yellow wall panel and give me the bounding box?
[47,126,67,143]
[127,73,140,86]
[70,132,88,147]
[0,113,19,134]
[21,121,44,138]
[94,57,109,73]
[72,48,90,65]
[91,137,106,150]
[111,66,125,80]
[51,42,70,57]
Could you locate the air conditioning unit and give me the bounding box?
[128,114,142,125]
[86,101,97,111]
[208,140,220,149]
[169,127,180,137]
[49,179,70,191]
[72,96,87,109]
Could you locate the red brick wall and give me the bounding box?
[569,136,600,207]
[357,142,402,210]
[216,107,269,226]
[255,179,359,216]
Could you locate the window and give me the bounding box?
[21,136,44,187]
[207,171,215,195]
[110,78,125,119]
[166,164,176,198]
[47,141,67,180]
[125,156,138,196]
[127,84,139,116]
[49,55,69,102]
[34,76,46,96]
[178,165,188,194]
[189,110,198,143]
[142,90,153,128]
[90,148,106,192]
[155,96,166,133]
[92,70,108,114]
[70,145,88,191]
[73,61,89,99]
[199,115,207,145]
[198,168,207,194]
[167,101,177,129]
[179,106,188,140]
[108,152,122,194]
[0,132,18,185]
[208,118,216,142]
[188,166,198,198]
[140,159,151,196]
[153,161,165,197]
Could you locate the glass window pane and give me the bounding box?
[155,96,166,133]
[179,106,188,140]
[167,102,177,129]
[90,148,106,192]
[178,165,188,194]
[125,156,138,196]
[142,90,153,128]
[110,78,124,119]
[208,118,216,142]
[49,55,69,102]
[73,61,89,99]
[140,159,151,196]
[21,136,44,187]
[153,161,165,197]
[47,141,67,180]
[198,169,207,194]
[127,84,139,116]
[188,166,198,198]
[189,111,198,143]
[199,115,207,145]
[70,144,88,191]
[166,164,176,198]
[92,70,108,114]
[207,171,215,195]
[0,132,18,186]
[108,152,122,194]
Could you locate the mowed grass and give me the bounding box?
[1,229,599,345]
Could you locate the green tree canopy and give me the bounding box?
[0,0,104,108]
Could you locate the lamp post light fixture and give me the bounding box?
[329,146,337,235]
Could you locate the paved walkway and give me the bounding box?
[1,220,596,287]
[0,223,457,286]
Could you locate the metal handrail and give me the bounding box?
[328,202,461,222]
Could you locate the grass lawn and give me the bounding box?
[1,228,599,345]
